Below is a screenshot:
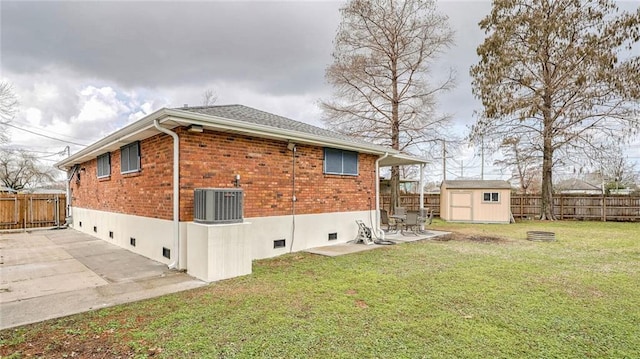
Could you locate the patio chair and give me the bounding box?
[401,210,420,236]
[419,208,433,226]
[394,206,406,216]
[417,208,433,234]
[380,209,398,233]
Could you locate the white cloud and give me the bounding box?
[24,108,42,125]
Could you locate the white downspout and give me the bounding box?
[374,152,389,239]
[65,165,79,225]
[153,120,180,269]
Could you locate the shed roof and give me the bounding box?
[56,104,427,170]
[442,180,512,189]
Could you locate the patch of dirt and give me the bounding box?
[0,310,153,358]
[432,232,508,244]
[354,299,369,309]
[0,328,137,358]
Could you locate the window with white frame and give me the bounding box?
[120,142,140,173]
[97,153,111,178]
[324,148,358,176]
[483,192,500,203]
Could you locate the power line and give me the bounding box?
[11,120,88,143]
[0,146,66,155]
[4,123,87,146]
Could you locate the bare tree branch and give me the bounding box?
[0,81,18,144]
[321,0,455,210]
[0,149,57,191]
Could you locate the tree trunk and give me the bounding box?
[390,165,400,212]
[540,143,554,220]
[389,54,401,213]
[540,107,555,220]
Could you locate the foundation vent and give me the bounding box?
[194,188,244,224]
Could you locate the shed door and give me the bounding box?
[449,191,472,221]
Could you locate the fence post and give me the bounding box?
[602,195,607,222]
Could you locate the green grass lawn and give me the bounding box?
[2,220,639,358]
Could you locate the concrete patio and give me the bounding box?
[0,228,205,330]
[306,229,450,257]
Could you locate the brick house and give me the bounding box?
[56,105,425,281]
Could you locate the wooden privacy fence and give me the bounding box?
[0,193,66,230]
[381,194,640,221]
[511,195,640,221]
[380,194,441,216]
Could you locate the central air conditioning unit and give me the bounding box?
[194,188,244,224]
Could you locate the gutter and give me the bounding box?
[56,107,428,171]
[153,119,180,269]
[374,152,389,239]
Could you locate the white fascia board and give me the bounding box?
[163,112,427,166]
[55,107,428,170]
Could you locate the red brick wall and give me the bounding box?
[71,127,377,221]
[70,134,174,219]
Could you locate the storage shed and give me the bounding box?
[440,180,512,223]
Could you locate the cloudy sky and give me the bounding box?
[1,0,639,183]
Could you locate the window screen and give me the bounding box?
[324,148,358,176]
[97,153,111,178]
[121,142,141,173]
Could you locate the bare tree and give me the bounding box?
[471,0,640,220]
[202,89,218,106]
[593,150,639,192]
[0,149,57,191]
[321,0,455,211]
[0,81,18,144]
[494,136,541,195]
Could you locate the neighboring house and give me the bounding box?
[0,186,17,193]
[555,178,602,195]
[56,105,425,282]
[440,180,512,224]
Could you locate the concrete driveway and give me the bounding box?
[0,228,205,330]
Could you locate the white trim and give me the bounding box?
[55,107,428,170]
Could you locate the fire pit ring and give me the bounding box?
[527,231,556,242]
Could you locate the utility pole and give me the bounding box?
[442,140,447,181]
[480,135,484,180]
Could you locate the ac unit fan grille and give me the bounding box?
[194,188,244,224]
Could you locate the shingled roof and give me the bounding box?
[177,104,363,144]
[56,104,427,170]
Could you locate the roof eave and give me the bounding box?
[165,109,427,166]
[55,107,428,169]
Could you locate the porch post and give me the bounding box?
[419,163,425,210]
[420,163,425,231]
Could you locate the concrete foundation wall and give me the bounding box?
[70,207,177,266]
[246,210,375,260]
[187,222,252,282]
[70,207,376,275]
